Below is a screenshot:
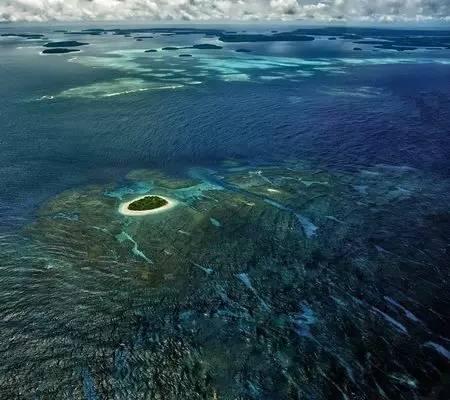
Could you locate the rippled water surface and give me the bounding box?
[1,23,449,399]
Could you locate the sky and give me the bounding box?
[0,0,449,23]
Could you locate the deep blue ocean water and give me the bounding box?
[0,23,449,399]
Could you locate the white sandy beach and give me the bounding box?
[118,195,177,216]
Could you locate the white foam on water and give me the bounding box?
[372,307,408,335]
[424,341,450,360]
[116,231,153,264]
[47,78,183,99]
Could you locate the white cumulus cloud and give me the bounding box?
[0,0,449,22]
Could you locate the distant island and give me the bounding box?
[42,48,80,54]
[1,33,44,39]
[44,41,88,48]
[219,34,315,43]
[191,44,222,50]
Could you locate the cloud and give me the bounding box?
[0,0,449,22]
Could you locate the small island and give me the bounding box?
[44,40,89,47]
[129,196,167,211]
[42,48,80,54]
[1,33,44,39]
[119,195,176,216]
[191,44,223,50]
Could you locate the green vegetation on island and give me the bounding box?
[128,196,168,211]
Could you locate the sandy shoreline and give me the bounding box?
[118,195,177,216]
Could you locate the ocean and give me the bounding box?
[0,22,449,399]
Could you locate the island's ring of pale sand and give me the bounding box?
[119,195,177,216]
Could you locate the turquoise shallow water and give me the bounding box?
[0,23,449,399]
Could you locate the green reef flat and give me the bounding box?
[5,162,447,399]
[128,196,168,211]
